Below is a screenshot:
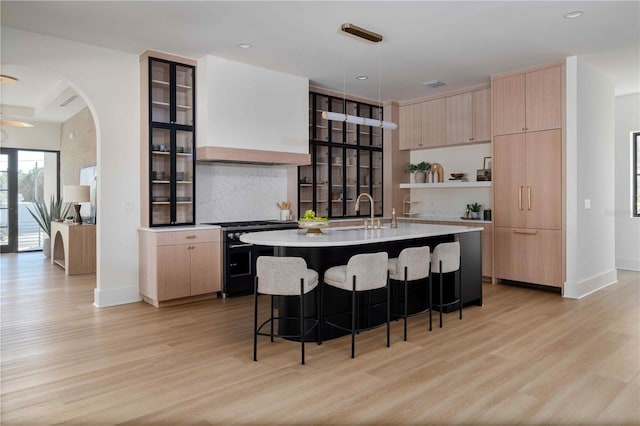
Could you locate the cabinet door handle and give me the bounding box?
[518,186,524,210]
[513,229,538,235]
[185,235,196,240]
[527,186,532,210]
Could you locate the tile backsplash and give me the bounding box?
[196,163,288,223]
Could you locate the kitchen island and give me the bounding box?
[241,223,483,340]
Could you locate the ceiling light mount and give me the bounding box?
[356,75,368,80]
[563,10,584,19]
[340,23,383,43]
[236,42,253,49]
[422,80,447,88]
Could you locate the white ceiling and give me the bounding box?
[1,1,639,110]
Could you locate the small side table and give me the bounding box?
[51,222,96,275]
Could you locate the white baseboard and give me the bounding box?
[563,269,618,299]
[94,285,142,307]
[616,257,640,271]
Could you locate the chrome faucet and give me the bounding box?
[355,192,377,229]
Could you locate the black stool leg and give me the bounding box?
[439,260,443,328]
[458,268,463,320]
[253,277,259,362]
[403,266,408,341]
[351,276,357,359]
[428,274,432,331]
[317,282,322,345]
[300,278,305,365]
[270,295,275,342]
[387,272,390,348]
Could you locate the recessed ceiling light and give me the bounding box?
[356,75,368,80]
[563,10,584,19]
[237,42,252,49]
[0,75,18,83]
[421,80,446,88]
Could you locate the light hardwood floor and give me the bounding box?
[1,252,638,425]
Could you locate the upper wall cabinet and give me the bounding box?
[399,87,490,151]
[493,66,562,136]
[140,51,197,228]
[445,88,491,145]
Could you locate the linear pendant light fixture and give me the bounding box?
[322,111,398,129]
[324,23,398,130]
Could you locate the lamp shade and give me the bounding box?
[63,185,90,203]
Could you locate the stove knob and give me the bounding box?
[227,234,234,240]
[235,232,243,239]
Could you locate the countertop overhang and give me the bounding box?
[240,223,481,247]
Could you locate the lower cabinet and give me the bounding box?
[494,227,562,287]
[139,228,222,307]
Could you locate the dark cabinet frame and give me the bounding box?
[147,57,196,227]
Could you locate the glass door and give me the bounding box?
[0,149,60,253]
[0,151,16,253]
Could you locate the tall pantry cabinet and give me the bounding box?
[492,62,565,289]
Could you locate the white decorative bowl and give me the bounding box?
[298,221,330,235]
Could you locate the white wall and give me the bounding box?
[1,120,61,151]
[409,143,492,217]
[197,55,308,153]
[196,163,288,223]
[2,27,141,307]
[565,56,617,299]
[615,93,640,270]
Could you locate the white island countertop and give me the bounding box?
[240,223,481,248]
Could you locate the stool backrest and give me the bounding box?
[346,252,389,291]
[397,246,431,280]
[256,256,308,295]
[431,242,460,274]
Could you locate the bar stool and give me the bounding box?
[253,256,319,365]
[322,252,390,358]
[431,241,462,328]
[388,246,432,340]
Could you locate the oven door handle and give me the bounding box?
[228,243,253,249]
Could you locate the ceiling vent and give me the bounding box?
[340,23,383,43]
[421,80,447,88]
[59,94,78,107]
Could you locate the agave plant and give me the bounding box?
[26,196,71,238]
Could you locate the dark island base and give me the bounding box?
[263,231,482,342]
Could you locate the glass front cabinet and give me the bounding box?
[147,57,195,226]
[300,92,383,219]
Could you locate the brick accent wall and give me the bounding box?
[60,107,96,185]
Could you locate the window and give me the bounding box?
[634,132,640,217]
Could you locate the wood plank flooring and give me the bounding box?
[1,252,638,425]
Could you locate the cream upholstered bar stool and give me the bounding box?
[253,256,319,365]
[322,252,390,358]
[388,246,432,340]
[430,241,462,328]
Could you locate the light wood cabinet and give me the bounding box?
[139,228,221,307]
[445,89,492,145]
[494,129,562,230]
[421,98,446,148]
[492,61,565,289]
[399,103,423,150]
[494,227,562,287]
[493,66,562,136]
[472,88,492,142]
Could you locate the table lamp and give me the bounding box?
[63,185,90,225]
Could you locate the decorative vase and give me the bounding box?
[42,237,51,258]
[414,171,426,183]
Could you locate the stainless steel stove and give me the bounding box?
[202,220,299,297]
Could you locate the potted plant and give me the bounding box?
[469,202,482,219]
[405,162,431,183]
[26,196,71,257]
